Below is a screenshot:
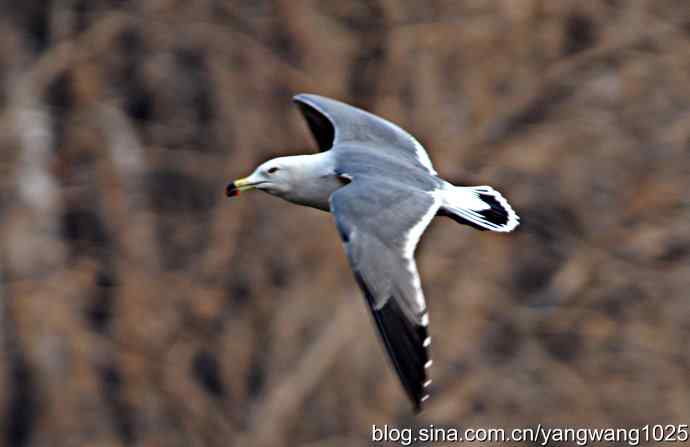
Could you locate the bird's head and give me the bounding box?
[226,156,299,198]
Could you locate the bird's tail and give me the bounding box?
[437,184,520,232]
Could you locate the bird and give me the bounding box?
[226,94,519,412]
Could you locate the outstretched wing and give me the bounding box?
[293,93,437,175]
[329,178,440,411]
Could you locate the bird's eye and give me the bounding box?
[267,167,279,174]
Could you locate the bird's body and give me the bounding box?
[227,94,519,412]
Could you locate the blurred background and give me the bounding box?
[1,1,689,446]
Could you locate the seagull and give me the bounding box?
[226,94,519,412]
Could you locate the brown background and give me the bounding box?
[1,1,689,446]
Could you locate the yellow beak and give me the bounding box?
[226,177,256,197]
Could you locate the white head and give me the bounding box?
[226,156,299,198]
[226,152,341,211]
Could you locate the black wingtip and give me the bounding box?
[293,95,336,151]
[371,298,430,411]
[350,270,431,412]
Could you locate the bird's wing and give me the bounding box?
[329,178,440,411]
[293,93,437,175]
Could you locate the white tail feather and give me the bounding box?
[439,185,520,232]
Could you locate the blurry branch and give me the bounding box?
[0,11,133,148]
[528,245,598,309]
[24,12,133,93]
[11,83,58,221]
[210,3,314,81]
[186,21,315,88]
[225,10,467,33]
[235,299,360,447]
[427,316,689,422]
[5,77,65,277]
[100,104,146,183]
[467,12,689,170]
[98,103,160,270]
[0,256,38,447]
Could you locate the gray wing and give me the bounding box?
[293,93,437,175]
[329,178,440,411]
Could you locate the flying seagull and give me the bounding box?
[226,94,519,412]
